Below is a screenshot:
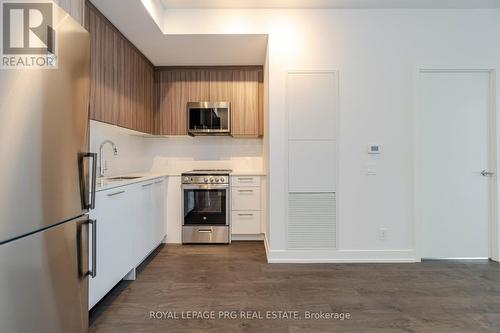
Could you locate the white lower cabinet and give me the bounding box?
[231,176,262,235]
[232,187,261,211]
[133,179,166,264]
[153,180,166,245]
[232,211,261,234]
[89,188,134,309]
[89,177,166,309]
[134,181,154,264]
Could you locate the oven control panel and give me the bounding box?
[182,175,229,184]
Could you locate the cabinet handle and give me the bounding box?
[142,183,153,187]
[237,178,254,182]
[198,229,212,233]
[238,189,254,193]
[107,190,125,197]
[238,213,254,216]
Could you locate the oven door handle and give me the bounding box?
[197,229,213,233]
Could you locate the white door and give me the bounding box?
[417,70,493,259]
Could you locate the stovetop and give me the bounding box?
[181,169,231,184]
[183,169,232,175]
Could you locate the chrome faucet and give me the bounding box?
[99,140,118,177]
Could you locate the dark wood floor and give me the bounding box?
[89,242,500,333]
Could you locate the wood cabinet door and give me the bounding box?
[157,70,209,135]
[230,70,261,137]
[209,70,232,102]
[86,2,155,134]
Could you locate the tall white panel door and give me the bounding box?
[417,70,493,259]
[287,72,338,192]
[287,71,338,249]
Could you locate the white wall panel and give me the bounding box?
[288,140,336,192]
[287,72,338,140]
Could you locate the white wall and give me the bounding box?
[90,120,264,175]
[160,8,500,262]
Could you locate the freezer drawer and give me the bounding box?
[0,216,90,333]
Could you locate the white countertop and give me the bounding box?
[96,170,267,192]
[96,173,171,192]
[162,171,267,176]
[230,171,267,176]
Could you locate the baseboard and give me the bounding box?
[267,249,417,263]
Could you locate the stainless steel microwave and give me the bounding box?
[187,101,230,136]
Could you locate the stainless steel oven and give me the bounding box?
[187,102,230,136]
[181,170,231,244]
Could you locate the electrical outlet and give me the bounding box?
[378,228,387,241]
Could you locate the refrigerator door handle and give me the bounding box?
[77,218,97,278]
[79,152,97,210]
[89,219,97,278]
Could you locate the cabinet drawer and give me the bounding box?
[232,211,261,234]
[232,187,261,211]
[231,176,261,187]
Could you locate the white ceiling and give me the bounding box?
[159,0,500,9]
[89,0,268,66]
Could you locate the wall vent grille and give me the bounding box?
[287,192,337,249]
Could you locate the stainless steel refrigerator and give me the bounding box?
[0,5,96,333]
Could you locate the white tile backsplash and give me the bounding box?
[90,121,264,176]
[90,121,149,177]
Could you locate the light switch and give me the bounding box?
[366,162,377,175]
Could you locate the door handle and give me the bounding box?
[79,152,97,210]
[88,219,97,278]
[481,170,495,177]
[198,229,212,233]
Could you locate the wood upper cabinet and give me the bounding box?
[156,67,263,137]
[229,70,262,137]
[155,70,209,135]
[85,2,155,134]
